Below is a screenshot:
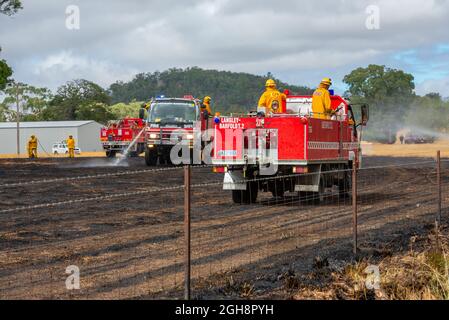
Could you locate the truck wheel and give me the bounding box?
[162,152,173,165]
[106,150,116,158]
[232,190,244,204]
[270,180,285,198]
[232,182,258,204]
[145,148,157,166]
[338,172,351,199]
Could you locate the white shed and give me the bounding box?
[0,121,103,154]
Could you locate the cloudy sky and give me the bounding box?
[1,0,449,96]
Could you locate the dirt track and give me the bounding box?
[0,156,448,299]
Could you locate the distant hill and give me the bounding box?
[108,67,313,113]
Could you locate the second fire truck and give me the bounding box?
[141,96,214,166]
[211,93,369,204]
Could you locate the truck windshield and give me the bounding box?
[148,102,197,124]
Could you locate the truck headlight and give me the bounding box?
[149,133,158,139]
[186,134,194,140]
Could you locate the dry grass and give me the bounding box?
[0,152,106,159]
[292,228,449,300]
[362,138,449,158]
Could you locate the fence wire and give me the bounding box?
[0,156,448,299]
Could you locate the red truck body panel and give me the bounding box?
[100,118,146,151]
[212,95,358,165]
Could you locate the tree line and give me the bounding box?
[1,65,449,143]
[0,68,313,123]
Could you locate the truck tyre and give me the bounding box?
[106,150,116,158]
[145,148,157,166]
[162,151,173,165]
[232,182,258,204]
[270,180,285,198]
[338,172,351,199]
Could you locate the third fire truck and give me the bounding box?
[211,94,369,204]
[100,118,146,158]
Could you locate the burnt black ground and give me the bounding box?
[0,156,447,299]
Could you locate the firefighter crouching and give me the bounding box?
[67,135,76,158]
[27,135,38,159]
[312,78,335,119]
[201,96,212,116]
[257,79,286,115]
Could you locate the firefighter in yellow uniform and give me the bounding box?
[312,78,335,119]
[67,135,76,158]
[201,96,212,115]
[257,79,286,115]
[27,135,38,159]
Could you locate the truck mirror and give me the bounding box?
[139,108,145,120]
[361,104,369,126]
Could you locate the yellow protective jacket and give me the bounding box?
[67,138,75,149]
[258,88,286,114]
[28,137,37,149]
[312,86,332,119]
[201,101,212,115]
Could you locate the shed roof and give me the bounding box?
[0,121,97,129]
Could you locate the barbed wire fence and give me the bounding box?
[0,154,448,299]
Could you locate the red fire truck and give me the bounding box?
[100,118,146,158]
[211,94,369,204]
[142,96,214,166]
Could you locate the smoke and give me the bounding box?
[399,125,449,140]
[59,158,130,168]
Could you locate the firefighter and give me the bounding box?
[201,96,212,115]
[312,78,334,119]
[66,135,76,158]
[257,79,286,115]
[27,135,38,159]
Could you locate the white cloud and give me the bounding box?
[29,51,137,89]
[0,0,448,96]
[416,76,449,96]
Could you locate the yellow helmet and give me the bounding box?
[265,79,276,88]
[320,77,332,86]
[204,96,211,103]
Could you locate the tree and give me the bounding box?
[0,59,12,91]
[0,82,52,121]
[108,67,313,113]
[48,79,111,120]
[405,94,449,132]
[0,0,22,15]
[0,101,11,121]
[343,64,415,142]
[107,100,143,119]
[75,102,115,124]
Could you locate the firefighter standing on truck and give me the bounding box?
[201,96,212,115]
[27,135,38,159]
[67,135,75,158]
[257,79,286,115]
[312,78,334,119]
